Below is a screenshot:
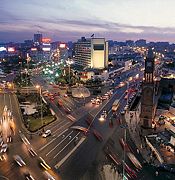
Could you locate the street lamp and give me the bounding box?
[35,85,44,132]
[66,59,74,85]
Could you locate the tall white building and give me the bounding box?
[74,37,108,69]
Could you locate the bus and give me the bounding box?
[112,99,120,112]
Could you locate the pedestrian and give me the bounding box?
[155,171,159,176]
[137,148,140,154]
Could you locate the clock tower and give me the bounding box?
[140,49,155,128]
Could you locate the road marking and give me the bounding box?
[54,136,86,169]
[45,131,74,156]
[67,115,76,122]
[52,121,71,135]
[49,119,68,131]
[53,132,81,159]
[56,128,68,138]
[39,138,56,151]
[39,129,69,151]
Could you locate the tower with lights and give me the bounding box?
[140,49,156,128]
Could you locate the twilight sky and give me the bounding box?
[1,0,175,42]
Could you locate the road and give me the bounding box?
[29,65,143,180]
[0,92,60,180]
[0,65,144,180]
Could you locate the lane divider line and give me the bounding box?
[53,132,81,159]
[54,136,86,169]
[45,131,73,157]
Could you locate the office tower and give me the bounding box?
[74,37,108,69]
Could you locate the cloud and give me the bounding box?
[0,17,175,42]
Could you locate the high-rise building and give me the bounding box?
[34,33,42,45]
[140,49,156,128]
[74,37,108,69]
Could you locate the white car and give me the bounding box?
[43,171,55,180]
[42,130,51,138]
[1,144,8,153]
[13,155,26,167]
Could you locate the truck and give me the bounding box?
[112,99,120,112]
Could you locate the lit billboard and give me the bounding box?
[59,43,66,48]
[42,47,51,51]
[31,47,37,51]
[8,47,15,52]
[0,47,6,52]
[42,38,51,43]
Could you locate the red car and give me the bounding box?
[86,118,93,126]
[93,129,103,141]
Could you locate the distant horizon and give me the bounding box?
[0,33,174,44]
[1,0,175,43]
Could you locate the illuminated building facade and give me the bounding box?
[74,37,108,69]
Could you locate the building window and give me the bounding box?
[93,44,104,50]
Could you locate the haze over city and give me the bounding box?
[1,0,175,42]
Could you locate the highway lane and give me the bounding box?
[28,67,143,179]
[57,85,128,179]
[0,93,60,180]
[57,71,143,180]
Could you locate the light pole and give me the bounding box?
[66,59,74,85]
[126,81,129,105]
[35,85,43,132]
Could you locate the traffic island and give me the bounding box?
[17,92,56,132]
[27,115,56,132]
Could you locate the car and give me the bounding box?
[28,147,37,157]
[102,110,107,118]
[119,82,125,87]
[1,144,8,153]
[38,157,51,170]
[43,171,55,180]
[7,135,12,143]
[23,171,35,180]
[0,138,3,146]
[102,96,108,100]
[42,130,51,138]
[19,132,30,145]
[120,111,125,115]
[64,94,68,97]
[13,155,26,167]
[0,154,6,161]
[93,129,103,141]
[124,105,129,111]
[91,98,96,104]
[95,99,102,105]
[50,97,55,101]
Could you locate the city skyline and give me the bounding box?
[1,0,175,42]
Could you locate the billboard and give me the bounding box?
[42,47,51,51]
[31,47,37,51]
[8,47,15,52]
[59,43,66,48]
[42,38,51,43]
[0,47,6,52]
